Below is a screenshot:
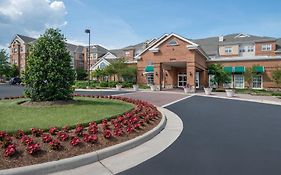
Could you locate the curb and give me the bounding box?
[196,94,281,106]
[0,113,167,175]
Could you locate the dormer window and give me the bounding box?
[168,39,178,46]
[261,44,272,51]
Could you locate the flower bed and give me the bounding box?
[0,95,161,170]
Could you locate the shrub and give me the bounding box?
[75,124,84,136]
[107,81,118,87]
[57,132,69,141]
[103,129,112,139]
[99,81,108,87]
[83,134,98,143]
[21,136,34,145]
[122,82,133,88]
[49,127,59,135]
[24,28,75,101]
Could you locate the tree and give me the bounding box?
[75,68,87,80]
[9,64,20,78]
[121,66,137,83]
[0,49,10,81]
[91,68,107,82]
[110,59,127,82]
[272,66,281,88]
[208,63,231,88]
[24,28,75,101]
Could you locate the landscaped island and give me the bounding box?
[0,95,161,170]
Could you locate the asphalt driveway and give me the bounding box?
[119,96,281,175]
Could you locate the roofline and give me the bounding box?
[134,33,169,59]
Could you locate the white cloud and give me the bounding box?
[0,0,67,49]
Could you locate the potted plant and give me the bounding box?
[116,83,122,91]
[183,84,192,93]
[133,84,139,91]
[149,84,156,91]
[225,88,235,97]
[204,86,213,95]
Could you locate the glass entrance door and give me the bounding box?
[195,72,200,88]
[178,73,187,87]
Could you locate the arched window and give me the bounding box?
[99,62,106,69]
[168,39,178,46]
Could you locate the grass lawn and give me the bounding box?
[0,97,134,133]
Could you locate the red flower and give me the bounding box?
[83,134,98,143]
[49,127,59,135]
[4,144,16,157]
[27,143,41,155]
[113,128,123,137]
[126,126,134,133]
[61,126,70,132]
[57,132,69,141]
[21,136,33,145]
[103,129,112,139]
[49,140,62,150]
[88,125,98,135]
[41,134,52,143]
[75,124,84,136]
[1,136,13,148]
[70,137,81,146]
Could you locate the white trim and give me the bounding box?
[234,74,244,89]
[208,55,281,62]
[187,45,210,60]
[252,75,263,89]
[149,48,159,53]
[234,33,250,38]
[134,34,169,59]
[151,33,198,50]
[101,52,117,60]
[90,58,111,71]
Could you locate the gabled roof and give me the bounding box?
[90,57,111,71]
[17,34,36,43]
[218,33,276,45]
[100,52,117,60]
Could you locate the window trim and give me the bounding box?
[261,44,272,51]
[234,74,244,89]
[167,39,179,46]
[225,47,232,53]
[252,75,263,89]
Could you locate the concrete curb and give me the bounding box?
[196,94,281,106]
[0,113,167,175]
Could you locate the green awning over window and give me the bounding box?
[145,65,154,72]
[234,66,245,73]
[223,67,233,73]
[253,66,265,73]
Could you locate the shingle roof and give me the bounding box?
[92,44,108,58]
[109,49,124,58]
[17,34,36,43]
[193,36,219,56]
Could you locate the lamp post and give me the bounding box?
[85,29,91,86]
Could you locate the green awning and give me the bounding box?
[145,65,154,72]
[253,66,265,73]
[223,67,233,73]
[234,66,245,73]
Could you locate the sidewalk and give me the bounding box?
[196,91,281,106]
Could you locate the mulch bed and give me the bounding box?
[0,96,162,170]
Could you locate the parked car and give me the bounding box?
[9,77,21,85]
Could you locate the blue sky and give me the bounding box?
[1,0,281,50]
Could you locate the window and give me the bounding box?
[261,44,272,51]
[13,48,17,53]
[146,73,154,85]
[168,39,178,46]
[252,75,262,89]
[99,62,106,69]
[178,73,187,87]
[234,74,244,88]
[125,51,130,56]
[225,47,232,53]
[248,45,254,52]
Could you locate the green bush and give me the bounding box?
[75,81,97,89]
[99,81,109,87]
[139,84,150,89]
[107,81,118,87]
[24,28,75,101]
[122,82,133,88]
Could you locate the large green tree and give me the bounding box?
[24,28,75,101]
[0,49,10,81]
[272,66,281,88]
[75,68,87,80]
[208,63,231,88]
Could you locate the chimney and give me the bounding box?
[219,35,224,42]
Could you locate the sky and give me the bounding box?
[1,0,281,50]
